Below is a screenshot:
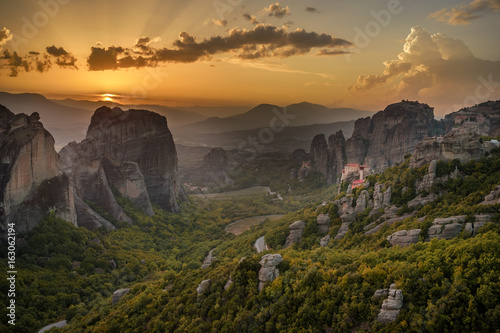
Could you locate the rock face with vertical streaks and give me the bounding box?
[85,106,180,212]
[0,105,76,238]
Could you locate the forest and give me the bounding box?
[1,144,500,332]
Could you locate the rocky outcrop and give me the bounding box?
[60,140,133,227]
[346,101,434,172]
[112,288,130,305]
[58,106,182,229]
[196,279,211,295]
[387,229,421,247]
[345,117,371,164]
[355,190,372,215]
[86,106,180,212]
[320,235,330,247]
[201,249,217,269]
[481,185,500,205]
[377,284,403,323]
[410,132,486,168]
[316,214,330,234]
[258,254,283,292]
[328,130,347,184]
[224,276,233,290]
[310,134,329,180]
[427,215,466,240]
[285,220,305,248]
[101,157,154,216]
[372,183,391,213]
[443,100,500,136]
[180,147,233,187]
[0,106,76,237]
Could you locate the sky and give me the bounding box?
[0,0,499,115]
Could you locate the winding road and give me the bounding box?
[254,236,268,253]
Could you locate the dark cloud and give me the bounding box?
[430,0,500,25]
[0,27,13,46]
[264,3,290,18]
[305,7,319,13]
[46,45,77,69]
[87,24,352,70]
[317,49,352,56]
[1,50,29,77]
[243,13,259,25]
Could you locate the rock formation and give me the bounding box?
[372,183,391,213]
[60,140,133,228]
[482,185,500,205]
[348,101,435,172]
[58,106,182,229]
[328,131,347,184]
[320,235,330,247]
[355,190,372,215]
[377,284,403,323]
[112,288,130,305]
[316,214,330,234]
[201,248,217,269]
[410,132,486,168]
[258,254,283,292]
[443,100,500,136]
[0,105,76,238]
[196,279,211,295]
[345,117,371,165]
[224,276,233,290]
[86,106,180,212]
[387,229,421,247]
[285,220,305,248]
[310,134,329,180]
[180,147,233,187]
[426,216,466,240]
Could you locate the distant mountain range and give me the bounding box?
[0,92,373,151]
[172,102,373,135]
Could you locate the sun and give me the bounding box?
[101,93,115,102]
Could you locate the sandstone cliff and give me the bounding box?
[86,106,180,212]
[308,101,435,182]
[0,105,76,237]
[180,147,233,187]
[410,132,488,168]
[59,106,181,228]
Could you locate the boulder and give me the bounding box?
[201,248,217,269]
[285,220,305,248]
[320,234,330,247]
[196,279,211,295]
[377,284,403,323]
[316,214,330,234]
[112,288,130,305]
[258,254,283,292]
[387,229,421,247]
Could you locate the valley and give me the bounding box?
[1,97,500,333]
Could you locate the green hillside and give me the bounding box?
[2,147,500,332]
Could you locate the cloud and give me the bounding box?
[212,19,227,27]
[0,27,13,46]
[305,7,319,13]
[429,0,500,25]
[317,49,352,56]
[87,24,352,70]
[0,45,77,76]
[243,13,259,25]
[264,3,290,18]
[348,26,500,107]
[46,45,78,69]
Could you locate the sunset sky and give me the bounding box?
[0,0,499,115]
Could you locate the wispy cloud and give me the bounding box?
[429,0,500,25]
[264,3,290,18]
